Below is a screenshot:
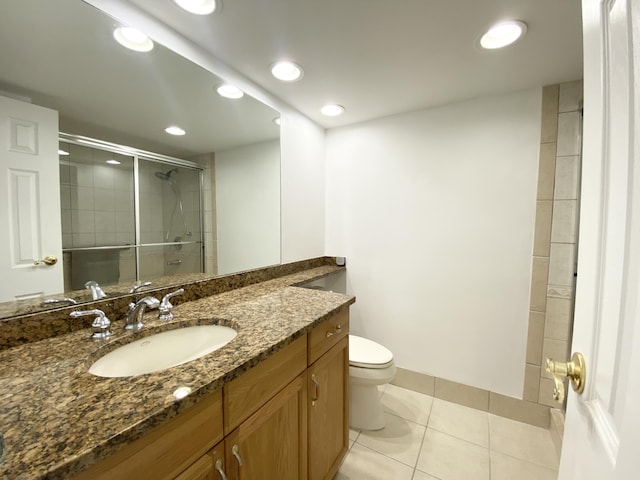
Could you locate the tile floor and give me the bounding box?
[335,384,559,480]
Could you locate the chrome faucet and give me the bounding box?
[158,288,184,321]
[70,309,111,340]
[84,281,107,300]
[129,281,152,294]
[125,296,160,331]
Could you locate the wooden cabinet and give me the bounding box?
[73,390,224,480]
[308,309,349,480]
[225,374,308,480]
[73,308,350,480]
[174,442,225,480]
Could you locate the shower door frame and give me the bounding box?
[59,133,205,284]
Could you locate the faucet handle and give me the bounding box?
[129,281,152,294]
[70,309,111,340]
[159,288,184,321]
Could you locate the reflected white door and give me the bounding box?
[0,95,63,301]
[558,1,640,478]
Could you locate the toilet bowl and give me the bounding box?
[349,334,396,430]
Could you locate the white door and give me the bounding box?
[558,0,640,478]
[0,95,63,302]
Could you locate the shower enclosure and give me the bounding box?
[58,134,204,291]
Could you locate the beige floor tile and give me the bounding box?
[357,412,426,467]
[411,470,441,480]
[428,398,489,447]
[381,384,434,425]
[489,414,559,469]
[491,451,558,480]
[349,428,360,442]
[336,443,415,480]
[416,429,490,480]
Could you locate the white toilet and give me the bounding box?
[349,334,396,430]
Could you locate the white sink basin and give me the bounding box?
[89,325,237,377]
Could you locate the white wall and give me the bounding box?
[325,89,542,397]
[280,112,326,263]
[216,140,281,274]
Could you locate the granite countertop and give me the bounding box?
[0,265,354,479]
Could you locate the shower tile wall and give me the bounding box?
[191,152,218,276]
[59,142,135,290]
[525,81,582,408]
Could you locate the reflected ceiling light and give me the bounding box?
[174,0,217,15]
[479,21,527,49]
[165,126,186,136]
[321,104,345,117]
[173,386,192,400]
[217,84,244,99]
[271,61,304,82]
[58,149,69,156]
[113,26,154,52]
[106,159,121,165]
[273,117,281,126]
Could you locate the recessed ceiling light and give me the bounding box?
[174,0,217,15]
[217,84,244,99]
[321,104,345,117]
[479,21,527,49]
[273,117,281,126]
[106,159,121,165]
[113,26,154,52]
[165,126,186,136]
[271,61,304,82]
[58,149,69,156]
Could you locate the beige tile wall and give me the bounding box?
[525,80,582,408]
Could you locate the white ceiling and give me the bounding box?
[127,0,584,128]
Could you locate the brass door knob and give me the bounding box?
[33,255,58,266]
[545,352,586,403]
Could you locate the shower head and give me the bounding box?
[154,168,177,181]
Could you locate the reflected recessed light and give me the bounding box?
[106,159,121,165]
[113,26,154,52]
[271,61,304,82]
[174,0,217,15]
[321,104,345,117]
[58,149,69,156]
[273,117,281,126]
[165,126,186,136]
[217,84,244,99]
[479,21,527,49]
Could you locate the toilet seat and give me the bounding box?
[349,335,394,369]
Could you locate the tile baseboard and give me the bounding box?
[391,367,551,429]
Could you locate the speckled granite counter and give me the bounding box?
[0,264,354,479]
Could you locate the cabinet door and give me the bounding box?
[175,442,226,480]
[225,374,307,480]
[308,337,349,480]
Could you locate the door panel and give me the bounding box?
[0,95,62,301]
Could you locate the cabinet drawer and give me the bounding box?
[224,335,307,434]
[308,309,349,365]
[73,389,223,480]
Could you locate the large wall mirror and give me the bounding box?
[0,0,281,318]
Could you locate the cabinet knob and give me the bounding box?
[326,324,342,338]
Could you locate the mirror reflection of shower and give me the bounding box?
[59,134,207,291]
[154,168,192,245]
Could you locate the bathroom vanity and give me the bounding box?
[0,260,353,479]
